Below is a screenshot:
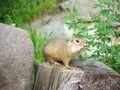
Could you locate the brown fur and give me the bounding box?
[43,38,86,68]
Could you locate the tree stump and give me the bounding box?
[34,59,120,90]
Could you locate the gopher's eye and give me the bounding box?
[76,40,79,43]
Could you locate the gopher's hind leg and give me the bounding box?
[46,56,62,66]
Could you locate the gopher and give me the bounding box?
[43,38,86,68]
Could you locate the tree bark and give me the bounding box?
[34,59,120,90]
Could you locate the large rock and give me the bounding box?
[0,23,34,90]
[25,0,99,39]
[59,0,98,21]
[25,13,74,39]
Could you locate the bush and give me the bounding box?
[65,0,120,73]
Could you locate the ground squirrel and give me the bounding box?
[43,38,86,68]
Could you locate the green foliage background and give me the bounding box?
[65,0,120,73]
[0,0,66,27]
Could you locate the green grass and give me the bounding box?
[27,26,53,89]
[31,69,35,90]
[27,26,54,63]
[0,0,67,27]
[27,27,48,63]
[27,27,52,89]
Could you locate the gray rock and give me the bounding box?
[59,0,99,20]
[0,23,34,90]
[24,12,74,39]
[24,0,99,39]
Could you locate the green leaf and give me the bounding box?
[93,3,101,8]
[77,18,87,23]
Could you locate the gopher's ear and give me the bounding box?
[67,38,73,46]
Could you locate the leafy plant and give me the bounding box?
[64,7,91,59]
[64,0,120,73]
[90,0,120,73]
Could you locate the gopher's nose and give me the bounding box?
[83,44,86,47]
